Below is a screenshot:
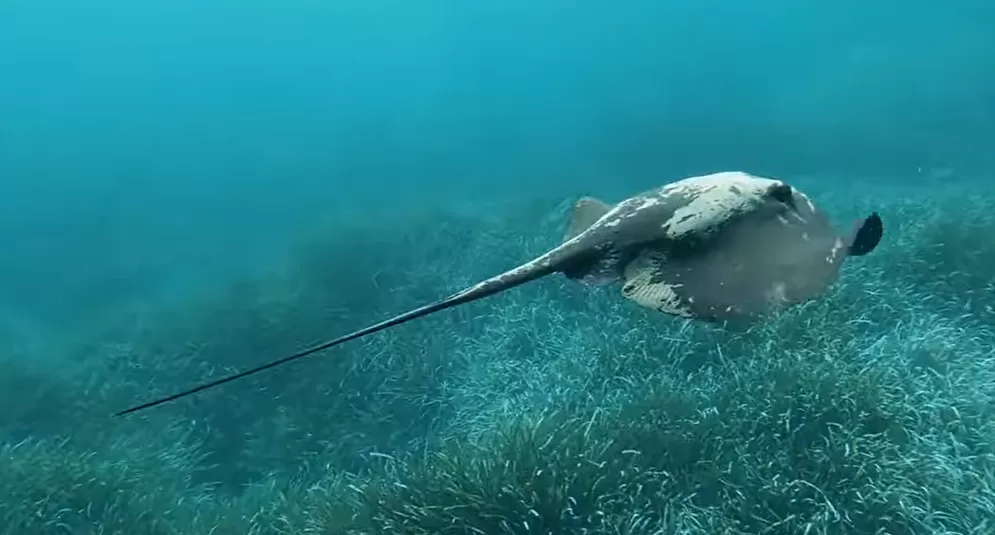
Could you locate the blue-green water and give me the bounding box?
[1,2,993,533]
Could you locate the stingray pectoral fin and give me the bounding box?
[846,212,883,256]
[564,196,612,242]
[619,253,693,317]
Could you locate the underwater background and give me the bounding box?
[1,0,994,533]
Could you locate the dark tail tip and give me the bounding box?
[847,212,883,257]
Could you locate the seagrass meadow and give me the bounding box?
[0,174,992,534]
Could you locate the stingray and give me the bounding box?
[115,171,883,416]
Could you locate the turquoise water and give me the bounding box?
[1,1,993,533]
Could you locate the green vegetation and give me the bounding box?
[1,179,993,534]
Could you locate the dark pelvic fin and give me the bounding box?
[847,212,883,256]
[560,250,627,286]
[114,260,561,417]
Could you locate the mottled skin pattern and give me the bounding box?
[115,171,878,416]
[561,171,854,322]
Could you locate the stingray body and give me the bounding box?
[116,171,883,416]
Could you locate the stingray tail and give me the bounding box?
[114,258,562,417]
[846,212,883,256]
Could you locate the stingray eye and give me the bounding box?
[767,183,794,205]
